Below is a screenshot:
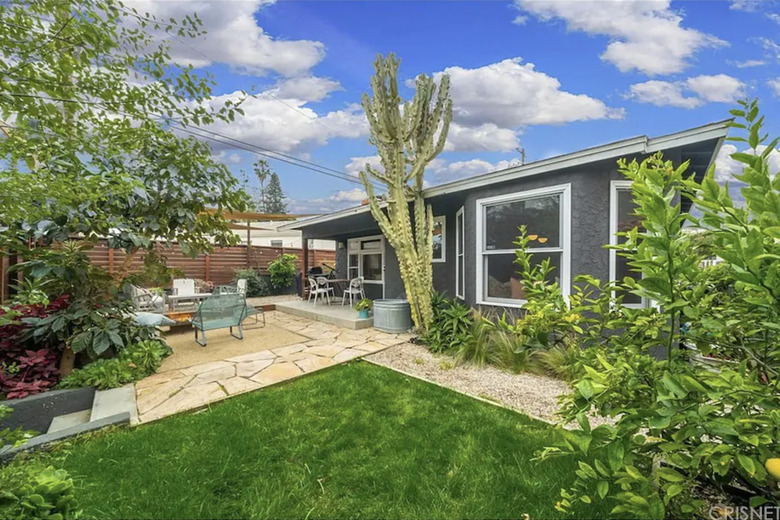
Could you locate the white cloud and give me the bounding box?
[214,151,243,165]
[730,0,764,10]
[514,0,726,76]
[714,143,780,182]
[758,37,780,61]
[729,59,766,68]
[769,78,780,96]
[686,74,746,103]
[629,80,701,108]
[445,123,521,152]
[429,58,622,152]
[344,155,383,178]
[273,77,342,103]
[768,13,780,24]
[196,85,368,154]
[288,188,367,214]
[124,0,324,77]
[628,74,745,108]
[428,158,517,184]
[344,155,521,187]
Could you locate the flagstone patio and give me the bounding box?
[134,311,413,423]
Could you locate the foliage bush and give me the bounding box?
[456,314,497,367]
[24,300,159,360]
[0,462,80,520]
[0,407,78,520]
[123,249,184,288]
[233,268,271,297]
[0,297,70,399]
[355,298,372,311]
[537,100,780,517]
[17,241,115,303]
[59,340,170,390]
[268,254,298,290]
[420,292,474,353]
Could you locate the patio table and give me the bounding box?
[167,292,212,311]
[312,278,350,303]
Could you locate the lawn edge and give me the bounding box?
[361,357,559,426]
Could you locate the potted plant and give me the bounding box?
[355,298,372,319]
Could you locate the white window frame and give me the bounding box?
[270,239,284,248]
[609,180,647,309]
[432,215,446,263]
[347,235,385,297]
[476,183,571,308]
[455,206,465,299]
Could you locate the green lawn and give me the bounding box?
[59,362,616,519]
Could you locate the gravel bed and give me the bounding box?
[246,295,302,306]
[366,342,572,424]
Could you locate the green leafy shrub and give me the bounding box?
[16,240,114,303]
[0,463,79,520]
[539,100,780,518]
[268,253,297,290]
[123,249,184,288]
[534,344,583,382]
[233,268,271,297]
[355,298,372,311]
[0,408,77,520]
[420,292,474,353]
[58,340,170,390]
[25,301,159,359]
[456,315,496,367]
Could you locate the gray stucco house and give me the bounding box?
[281,120,728,314]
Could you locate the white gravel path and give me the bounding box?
[366,342,573,424]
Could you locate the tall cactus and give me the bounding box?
[359,54,453,332]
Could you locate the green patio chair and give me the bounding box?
[190,292,248,347]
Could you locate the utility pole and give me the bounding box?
[515,146,526,165]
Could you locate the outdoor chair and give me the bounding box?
[190,292,248,347]
[307,277,331,306]
[125,284,165,313]
[341,276,366,306]
[316,276,335,302]
[171,278,198,309]
[220,279,265,326]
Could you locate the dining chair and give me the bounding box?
[308,277,330,306]
[316,276,335,303]
[341,276,365,306]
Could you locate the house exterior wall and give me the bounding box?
[427,148,683,316]
[300,146,686,314]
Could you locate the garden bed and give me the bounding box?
[366,342,570,423]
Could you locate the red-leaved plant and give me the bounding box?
[0,296,69,398]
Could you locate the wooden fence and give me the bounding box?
[1,242,336,298]
[85,241,335,285]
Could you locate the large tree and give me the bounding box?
[0,0,249,272]
[264,172,287,214]
[358,54,452,331]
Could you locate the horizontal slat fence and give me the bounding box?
[83,241,336,285]
[1,241,335,299]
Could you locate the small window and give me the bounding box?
[610,181,646,308]
[432,216,446,263]
[270,240,283,247]
[456,207,465,299]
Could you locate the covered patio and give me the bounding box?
[275,299,373,330]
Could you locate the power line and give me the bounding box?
[4,89,379,189]
[1,92,378,189]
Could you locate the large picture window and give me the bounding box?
[432,216,446,263]
[476,184,571,307]
[610,181,645,307]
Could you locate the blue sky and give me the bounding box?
[138,0,780,213]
